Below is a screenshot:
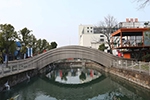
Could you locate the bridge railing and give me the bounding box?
[112,59,150,75]
[0,58,37,78]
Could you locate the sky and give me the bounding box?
[0,0,150,47]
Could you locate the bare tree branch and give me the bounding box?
[98,15,118,54]
[135,0,150,8]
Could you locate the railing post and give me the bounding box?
[125,60,127,69]
[10,65,12,73]
[17,60,20,72]
[32,60,33,68]
[17,64,19,72]
[116,60,117,67]
[113,60,115,67]
[121,60,123,68]
[131,61,133,71]
[2,64,4,76]
[149,62,150,75]
[117,60,118,68]
[139,61,141,73]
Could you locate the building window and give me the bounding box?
[87,30,89,33]
[91,27,92,29]
[100,35,104,37]
[87,27,89,29]
[100,39,104,42]
[91,30,92,33]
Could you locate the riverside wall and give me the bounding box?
[1,61,150,92]
[0,69,38,92]
[109,67,150,89]
[85,62,150,90]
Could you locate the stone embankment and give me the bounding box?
[109,67,150,89]
[0,69,38,92]
[1,61,150,92]
[85,62,150,90]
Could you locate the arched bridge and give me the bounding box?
[0,45,132,78]
[34,45,123,69]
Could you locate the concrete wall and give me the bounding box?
[0,69,38,92]
[85,61,150,90]
[109,67,150,89]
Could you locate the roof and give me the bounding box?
[111,28,149,36]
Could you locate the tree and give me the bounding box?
[50,42,57,49]
[98,43,108,51]
[18,27,33,58]
[29,34,37,55]
[0,24,18,64]
[61,70,68,81]
[142,54,150,61]
[36,39,51,54]
[136,0,150,8]
[98,15,118,54]
[79,71,86,81]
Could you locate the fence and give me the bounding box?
[0,58,36,78]
[112,60,150,75]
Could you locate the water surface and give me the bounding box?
[0,67,150,100]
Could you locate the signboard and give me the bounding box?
[144,31,150,46]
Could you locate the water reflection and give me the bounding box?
[0,67,150,100]
[46,67,102,84]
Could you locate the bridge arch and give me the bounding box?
[31,45,123,70]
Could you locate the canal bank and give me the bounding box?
[0,69,38,92]
[85,62,150,90]
[0,61,150,92]
[109,67,150,89]
[1,66,150,100]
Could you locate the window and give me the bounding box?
[87,30,89,33]
[91,30,92,33]
[91,27,92,29]
[87,27,89,29]
[100,35,104,37]
[100,39,104,42]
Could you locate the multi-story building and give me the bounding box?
[111,18,150,60]
[79,18,150,56]
[79,25,109,52]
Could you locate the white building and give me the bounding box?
[79,18,150,55]
[79,25,109,52]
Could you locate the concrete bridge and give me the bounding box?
[0,45,132,78]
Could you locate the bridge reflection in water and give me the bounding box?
[0,66,150,100]
[46,67,102,84]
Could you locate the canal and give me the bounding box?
[0,67,150,100]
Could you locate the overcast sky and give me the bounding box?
[0,0,150,47]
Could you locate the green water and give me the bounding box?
[0,67,150,100]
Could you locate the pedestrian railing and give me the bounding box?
[112,60,150,75]
[0,58,37,78]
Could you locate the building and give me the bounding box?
[111,18,150,60]
[79,18,150,57]
[79,25,109,52]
